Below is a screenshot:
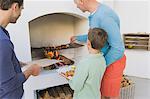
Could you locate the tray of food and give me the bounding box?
[44,42,84,52]
[68,42,84,48]
[43,62,67,70]
[56,66,76,80]
[43,55,75,70]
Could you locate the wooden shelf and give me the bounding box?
[123,33,150,51]
[125,36,149,40]
[125,40,148,43]
[125,44,148,47]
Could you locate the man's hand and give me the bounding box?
[23,64,41,79]
[70,36,77,43]
[29,64,41,76]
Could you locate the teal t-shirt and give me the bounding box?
[69,53,106,99]
[76,3,125,66]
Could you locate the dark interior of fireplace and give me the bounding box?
[36,84,73,99]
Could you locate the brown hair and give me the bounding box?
[0,0,23,10]
[88,28,107,50]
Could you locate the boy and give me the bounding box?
[69,28,107,99]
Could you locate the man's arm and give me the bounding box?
[76,34,88,43]
[0,40,26,93]
[70,34,88,43]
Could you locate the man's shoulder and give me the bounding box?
[0,28,9,40]
[0,38,13,51]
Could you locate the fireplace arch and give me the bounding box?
[7,0,89,62]
[29,12,88,60]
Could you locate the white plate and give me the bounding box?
[56,66,75,80]
[56,66,72,73]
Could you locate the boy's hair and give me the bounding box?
[88,28,107,50]
[0,0,23,10]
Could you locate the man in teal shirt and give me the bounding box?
[69,28,107,99]
[71,0,126,99]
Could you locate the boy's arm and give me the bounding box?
[101,18,125,66]
[69,60,88,92]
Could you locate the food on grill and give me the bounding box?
[69,43,84,48]
[59,55,74,65]
[44,43,83,52]
[47,51,54,59]
[43,49,74,70]
[43,55,74,70]
[61,44,69,49]
[43,64,56,70]
[44,47,74,65]
[55,46,62,50]
[45,50,59,59]
[37,43,83,70]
